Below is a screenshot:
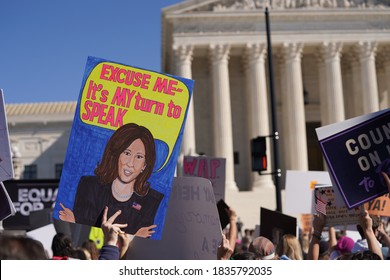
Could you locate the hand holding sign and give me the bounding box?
[217,234,233,260]
[382,172,390,193]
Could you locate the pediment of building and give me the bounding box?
[166,0,389,14]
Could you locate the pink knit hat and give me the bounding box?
[336,236,354,254]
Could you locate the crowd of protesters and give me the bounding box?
[0,172,389,260]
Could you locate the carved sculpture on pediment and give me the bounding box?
[208,0,389,10]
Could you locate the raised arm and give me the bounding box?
[227,207,238,251]
[359,210,383,260]
[217,234,233,260]
[99,206,128,260]
[307,213,326,260]
[382,172,390,193]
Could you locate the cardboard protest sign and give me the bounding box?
[285,170,331,215]
[216,199,230,230]
[26,223,57,258]
[260,207,297,244]
[316,109,390,209]
[125,177,222,260]
[0,182,16,221]
[313,185,363,226]
[2,179,58,230]
[54,57,194,240]
[365,193,390,217]
[0,90,14,182]
[183,155,226,202]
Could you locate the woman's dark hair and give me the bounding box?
[0,234,48,260]
[338,250,382,260]
[51,232,76,258]
[82,240,99,260]
[94,123,156,196]
[232,251,257,260]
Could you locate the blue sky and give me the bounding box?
[0,0,182,104]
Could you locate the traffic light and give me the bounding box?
[251,136,267,172]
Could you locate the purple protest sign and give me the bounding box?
[316,109,390,209]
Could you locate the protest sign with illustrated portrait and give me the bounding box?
[53,57,194,240]
[316,109,390,209]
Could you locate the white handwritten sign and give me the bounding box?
[285,170,332,215]
[183,156,226,202]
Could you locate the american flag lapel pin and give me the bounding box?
[132,202,142,211]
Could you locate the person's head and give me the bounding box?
[338,250,381,260]
[74,248,89,260]
[82,240,99,260]
[95,123,156,196]
[0,234,48,259]
[51,232,76,258]
[248,236,276,260]
[336,235,354,255]
[232,251,257,260]
[275,234,303,260]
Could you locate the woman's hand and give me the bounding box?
[217,234,233,260]
[382,172,390,193]
[101,206,128,246]
[312,212,326,233]
[59,203,76,223]
[134,225,157,238]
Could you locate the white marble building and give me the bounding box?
[5,0,390,229]
[162,0,390,191]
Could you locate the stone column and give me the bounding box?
[357,41,379,114]
[320,42,345,124]
[173,45,196,156]
[209,44,238,190]
[381,47,390,109]
[315,52,328,126]
[282,42,308,171]
[244,43,274,189]
[345,50,364,117]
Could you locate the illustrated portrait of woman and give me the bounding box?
[59,123,164,238]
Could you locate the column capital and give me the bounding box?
[320,42,343,61]
[244,43,267,63]
[275,49,286,66]
[342,48,359,67]
[378,45,390,65]
[282,42,304,62]
[172,44,194,64]
[356,41,378,60]
[209,44,230,64]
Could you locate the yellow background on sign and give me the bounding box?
[79,62,190,170]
